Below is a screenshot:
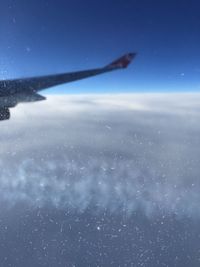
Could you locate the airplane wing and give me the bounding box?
[0,53,136,96]
[0,53,136,120]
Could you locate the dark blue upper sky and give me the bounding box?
[1,0,200,93]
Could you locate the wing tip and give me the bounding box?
[106,52,137,69]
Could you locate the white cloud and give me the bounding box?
[0,93,200,217]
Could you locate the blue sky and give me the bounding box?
[1,0,200,93]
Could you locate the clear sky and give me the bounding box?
[1,0,200,93]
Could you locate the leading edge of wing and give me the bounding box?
[0,52,137,94]
[2,52,137,84]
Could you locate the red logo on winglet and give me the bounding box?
[107,53,136,69]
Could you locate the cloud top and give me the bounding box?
[0,93,200,218]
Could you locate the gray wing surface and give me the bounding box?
[0,53,136,120]
[0,68,107,96]
[0,53,136,96]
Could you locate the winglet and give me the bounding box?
[105,53,136,69]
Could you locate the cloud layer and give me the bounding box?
[1,93,200,218]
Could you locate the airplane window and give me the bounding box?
[0,1,199,266]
